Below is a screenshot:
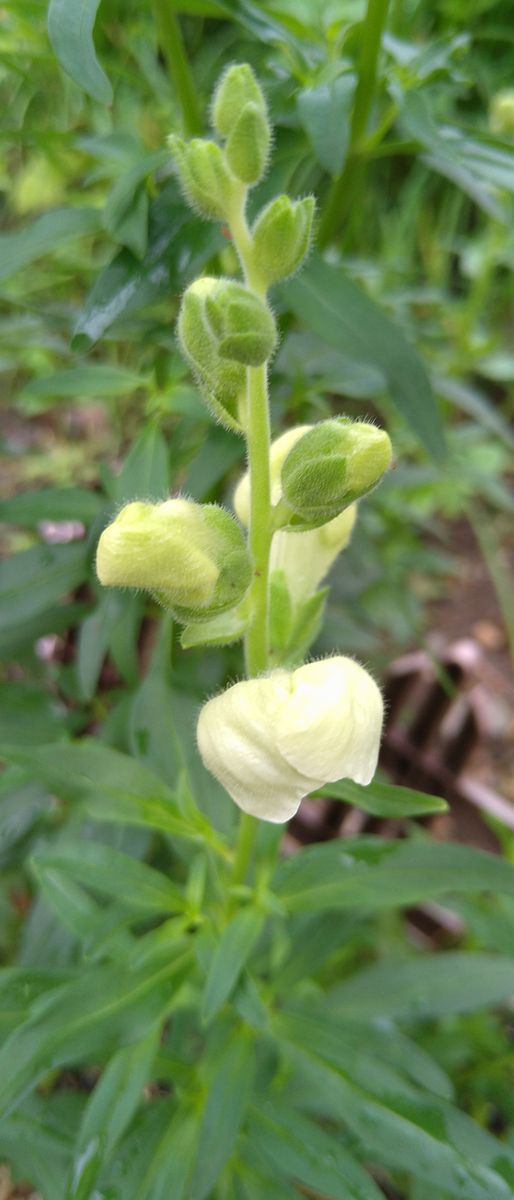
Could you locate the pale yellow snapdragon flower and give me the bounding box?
[197,656,383,822]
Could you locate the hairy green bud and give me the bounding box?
[211,63,267,137]
[96,499,251,622]
[225,102,271,185]
[490,89,514,135]
[252,195,315,284]
[168,135,235,221]
[281,419,393,525]
[178,278,246,431]
[204,278,277,366]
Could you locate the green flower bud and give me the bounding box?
[204,278,277,366]
[490,89,514,135]
[168,135,235,221]
[96,499,251,623]
[178,278,246,431]
[281,418,392,525]
[252,195,315,284]
[225,102,271,185]
[211,63,267,138]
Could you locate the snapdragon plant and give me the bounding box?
[4,58,514,1200]
[98,63,391,844]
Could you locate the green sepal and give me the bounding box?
[269,569,294,655]
[180,605,249,649]
[283,587,328,666]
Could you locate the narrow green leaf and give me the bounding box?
[0,487,103,528]
[275,1000,453,1101]
[330,952,514,1020]
[0,681,67,747]
[0,543,88,652]
[74,189,221,348]
[77,591,121,701]
[33,866,133,959]
[283,255,444,459]
[297,75,356,177]
[114,424,170,503]
[275,838,514,912]
[249,1100,383,1200]
[0,207,100,280]
[0,957,186,1118]
[202,908,264,1024]
[118,1103,198,1200]
[70,1030,160,1199]
[0,1094,79,1198]
[273,911,359,992]
[47,0,112,104]
[0,968,71,1038]
[290,1051,514,1200]
[20,364,146,402]
[0,740,196,843]
[32,840,186,915]
[191,1034,256,1200]
[318,778,448,816]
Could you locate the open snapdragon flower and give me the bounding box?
[197,655,383,822]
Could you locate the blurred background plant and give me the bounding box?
[1,1,514,1197]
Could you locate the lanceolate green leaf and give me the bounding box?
[20,364,146,403]
[191,1033,256,1200]
[70,1030,160,1199]
[297,75,356,177]
[0,740,194,843]
[32,840,186,915]
[249,1099,384,1200]
[288,1051,514,1200]
[318,777,448,817]
[47,0,112,104]
[0,487,103,528]
[201,908,265,1023]
[0,543,89,654]
[283,255,445,459]
[275,838,514,912]
[0,208,100,280]
[329,952,514,1020]
[0,956,189,1118]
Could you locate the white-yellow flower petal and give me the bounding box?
[197,656,383,823]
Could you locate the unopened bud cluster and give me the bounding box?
[169,64,315,430]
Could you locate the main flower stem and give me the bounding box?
[244,361,272,677]
[229,197,274,879]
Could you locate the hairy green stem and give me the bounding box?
[231,811,258,886]
[153,0,202,136]
[244,362,273,677]
[318,0,390,247]
[228,195,274,879]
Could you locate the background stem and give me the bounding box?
[153,0,202,136]
[318,0,390,247]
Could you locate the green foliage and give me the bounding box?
[1,1,514,1196]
